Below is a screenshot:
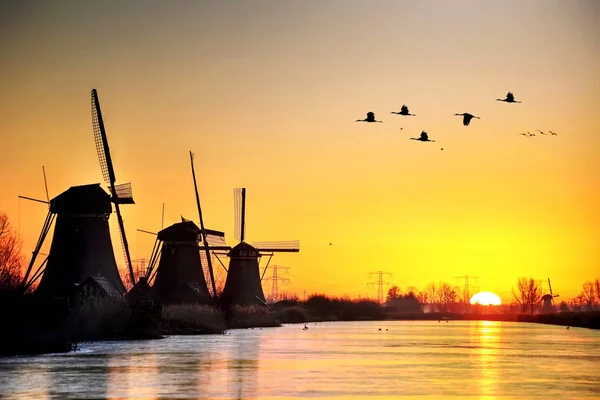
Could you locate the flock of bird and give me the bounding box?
[355,91,559,148]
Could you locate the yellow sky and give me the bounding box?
[1,1,598,302]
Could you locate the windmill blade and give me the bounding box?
[42,166,49,203]
[548,278,553,296]
[18,195,49,205]
[91,88,135,285]
[91,89,116,186]
[112,182,134,204]
[253,240,300,252]
[234,188,246,242]
[202,232,226,246]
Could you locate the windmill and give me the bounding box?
[141,151,231,303]
[541,277,559,313]
[19,90,134,297]
[20,184,127,298]
[91,88,136,286]
[218,188,299,307]
[146,219,229,304]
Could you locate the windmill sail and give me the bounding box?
[91,89,135,285]
[233,188,245,242]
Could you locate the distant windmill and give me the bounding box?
[143,152,230,303]
[20,90,134,297]
[218,188,299,307]
[146,219,229,304]
[541,277,559,313]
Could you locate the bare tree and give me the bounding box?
[415,290,428,305]
[581,281,596,310]
[0,212,24,292]
[405,286,418,296]
[512,277,543,313]
[437,282,459,312]
[424,282,437,311]
[386,285,402,303]
[118,267,134,292]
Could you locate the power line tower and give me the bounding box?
[263,265,290,302]
[367,271,393,303]
[454,275,479,303]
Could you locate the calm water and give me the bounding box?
[1,321,599,399]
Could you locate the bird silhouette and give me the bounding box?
[537,130,548,135]
[410,131,435,142]
[454,113,480,126]
[496,91,521,103]
[528,132,535,137]
[356,112,382,123]
[519,133,528,136]
[391,105,416,116]
[549,131,558,135]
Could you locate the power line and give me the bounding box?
[367,271,393,304]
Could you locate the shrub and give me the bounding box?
[162,304,227,334]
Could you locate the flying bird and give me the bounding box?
[537,130,548,135]
[519,133,528,136]
[549,131,558,135]
[528,132,535,137]
[496,91,521,103]
[391,105,416,116]
[454,113,480,126]
[410,131,435,142]
[356,112,382,123]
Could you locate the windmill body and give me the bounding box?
[541,277,559,313]
[221,242,266,307]
[220,188,299,308]
[35,184,126,299]
[152,220,224,304]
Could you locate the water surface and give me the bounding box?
[1,320,598,399]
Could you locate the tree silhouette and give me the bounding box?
[512,277,542,313]
[386,285,402,303]
[0,212,24,293]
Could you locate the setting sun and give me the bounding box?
[470,292,502,306]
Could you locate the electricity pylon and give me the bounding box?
[367,271,393,304]
[263,265,290,302]
[454,275,479,303]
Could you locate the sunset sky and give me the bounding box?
[1,0,598,302]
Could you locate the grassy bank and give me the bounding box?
[0,295,284,356]
[4,292,597,357]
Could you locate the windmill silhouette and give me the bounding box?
[541,277,559,313]
[142,152,230,303]
[218,188,299,307]
[20,89,134,297]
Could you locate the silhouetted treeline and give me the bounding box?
[273,294,384,323]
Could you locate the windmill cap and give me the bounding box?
[50,184,112,215]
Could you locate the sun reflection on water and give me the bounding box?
[472,320,501,399]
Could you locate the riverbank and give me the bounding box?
[3,293,598,357]
[272,301,600,330]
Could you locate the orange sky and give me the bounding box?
[1,1,598,302]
